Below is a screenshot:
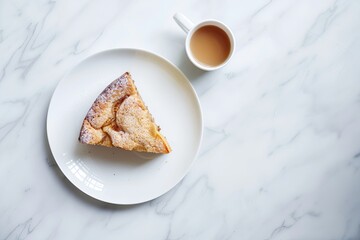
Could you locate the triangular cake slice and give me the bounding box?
[79,72,171,153]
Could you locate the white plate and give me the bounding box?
[47,48,203,204]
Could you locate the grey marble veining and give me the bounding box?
[1,0,360,239]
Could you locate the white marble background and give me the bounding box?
[1,0,360,239]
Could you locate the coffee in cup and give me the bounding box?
[173,13,235,71]
[190,25,231,67]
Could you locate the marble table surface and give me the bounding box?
[1,0,360,239]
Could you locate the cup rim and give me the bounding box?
[185,19,235,71]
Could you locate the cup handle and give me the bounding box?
[173,13,194,34]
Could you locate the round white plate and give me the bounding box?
[47,48,203,204]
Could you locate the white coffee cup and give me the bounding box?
[173,13,235,71]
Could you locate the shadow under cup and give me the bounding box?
[185,20,235,71]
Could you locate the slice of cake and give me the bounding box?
[78,72,171,154]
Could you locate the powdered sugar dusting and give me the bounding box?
[79,125,92,143]
[85,73,129,121]
[79,73,130,143]
[96,73,128,104]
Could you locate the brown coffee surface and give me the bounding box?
[190,25,231,67]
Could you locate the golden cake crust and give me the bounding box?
[79,72,171,153]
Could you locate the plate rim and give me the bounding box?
[46,48,203,205]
